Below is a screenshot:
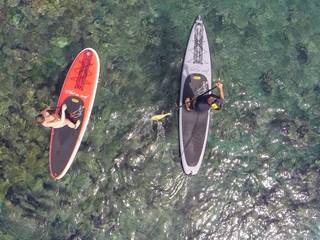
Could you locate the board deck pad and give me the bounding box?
[182,74,209,167]
[179,16,212,175]
[49,48,100,179]
[182,74,209,100]
[50,97,84,177]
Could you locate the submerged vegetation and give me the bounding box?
[0,0,320,239]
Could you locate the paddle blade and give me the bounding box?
[151,112,172,121]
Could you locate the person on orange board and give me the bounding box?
[36,104,81,129]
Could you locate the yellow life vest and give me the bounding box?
[211,103,219,110]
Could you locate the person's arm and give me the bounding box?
[59,104,67,123]
[44,104,67,128]
[216,81,224,100]
[40,106,51,115]
[48,104,67,125]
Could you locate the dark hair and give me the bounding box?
[47,109,55,115]
[35,114,45,124]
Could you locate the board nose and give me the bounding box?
[196,15,202,23]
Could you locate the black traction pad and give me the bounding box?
[181,74,210,167]
[50,96,84,177]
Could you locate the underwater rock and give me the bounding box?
[5,186,22,205]
[214,14,224,32]
[50,37,70,49]
[259,70,274,95]
[269,118,295,135]
[127,153,146,169]
[243,22,258,38]
[240,111,258,131]
[313,84,320,104]
[42,181,57,191]
[296,44,308,64]
[19,0,32,5]
[233,14,248,29]
[11,14,22,26]
[296,125,309,139]
[7,0,19,8]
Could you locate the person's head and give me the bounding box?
[208,96,216,105]
[35,114,45,124]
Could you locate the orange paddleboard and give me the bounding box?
[49,48,100,180]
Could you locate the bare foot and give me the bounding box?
[185,98,192,112]
[75,120,81,129]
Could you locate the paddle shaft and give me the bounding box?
[177,86,217,109]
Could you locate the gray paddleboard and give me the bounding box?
[179,16,212,175]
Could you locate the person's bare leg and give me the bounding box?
[185,97,192,111]
[61,104,81,129]
[60,104,67,122]
[75,120,81,129]
[65,119,77,129]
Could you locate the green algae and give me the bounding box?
[0,0,320,239]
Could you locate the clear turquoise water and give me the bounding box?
[1,0,320,239]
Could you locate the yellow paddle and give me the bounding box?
[150,85,217,121]
[150,112,172,121]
